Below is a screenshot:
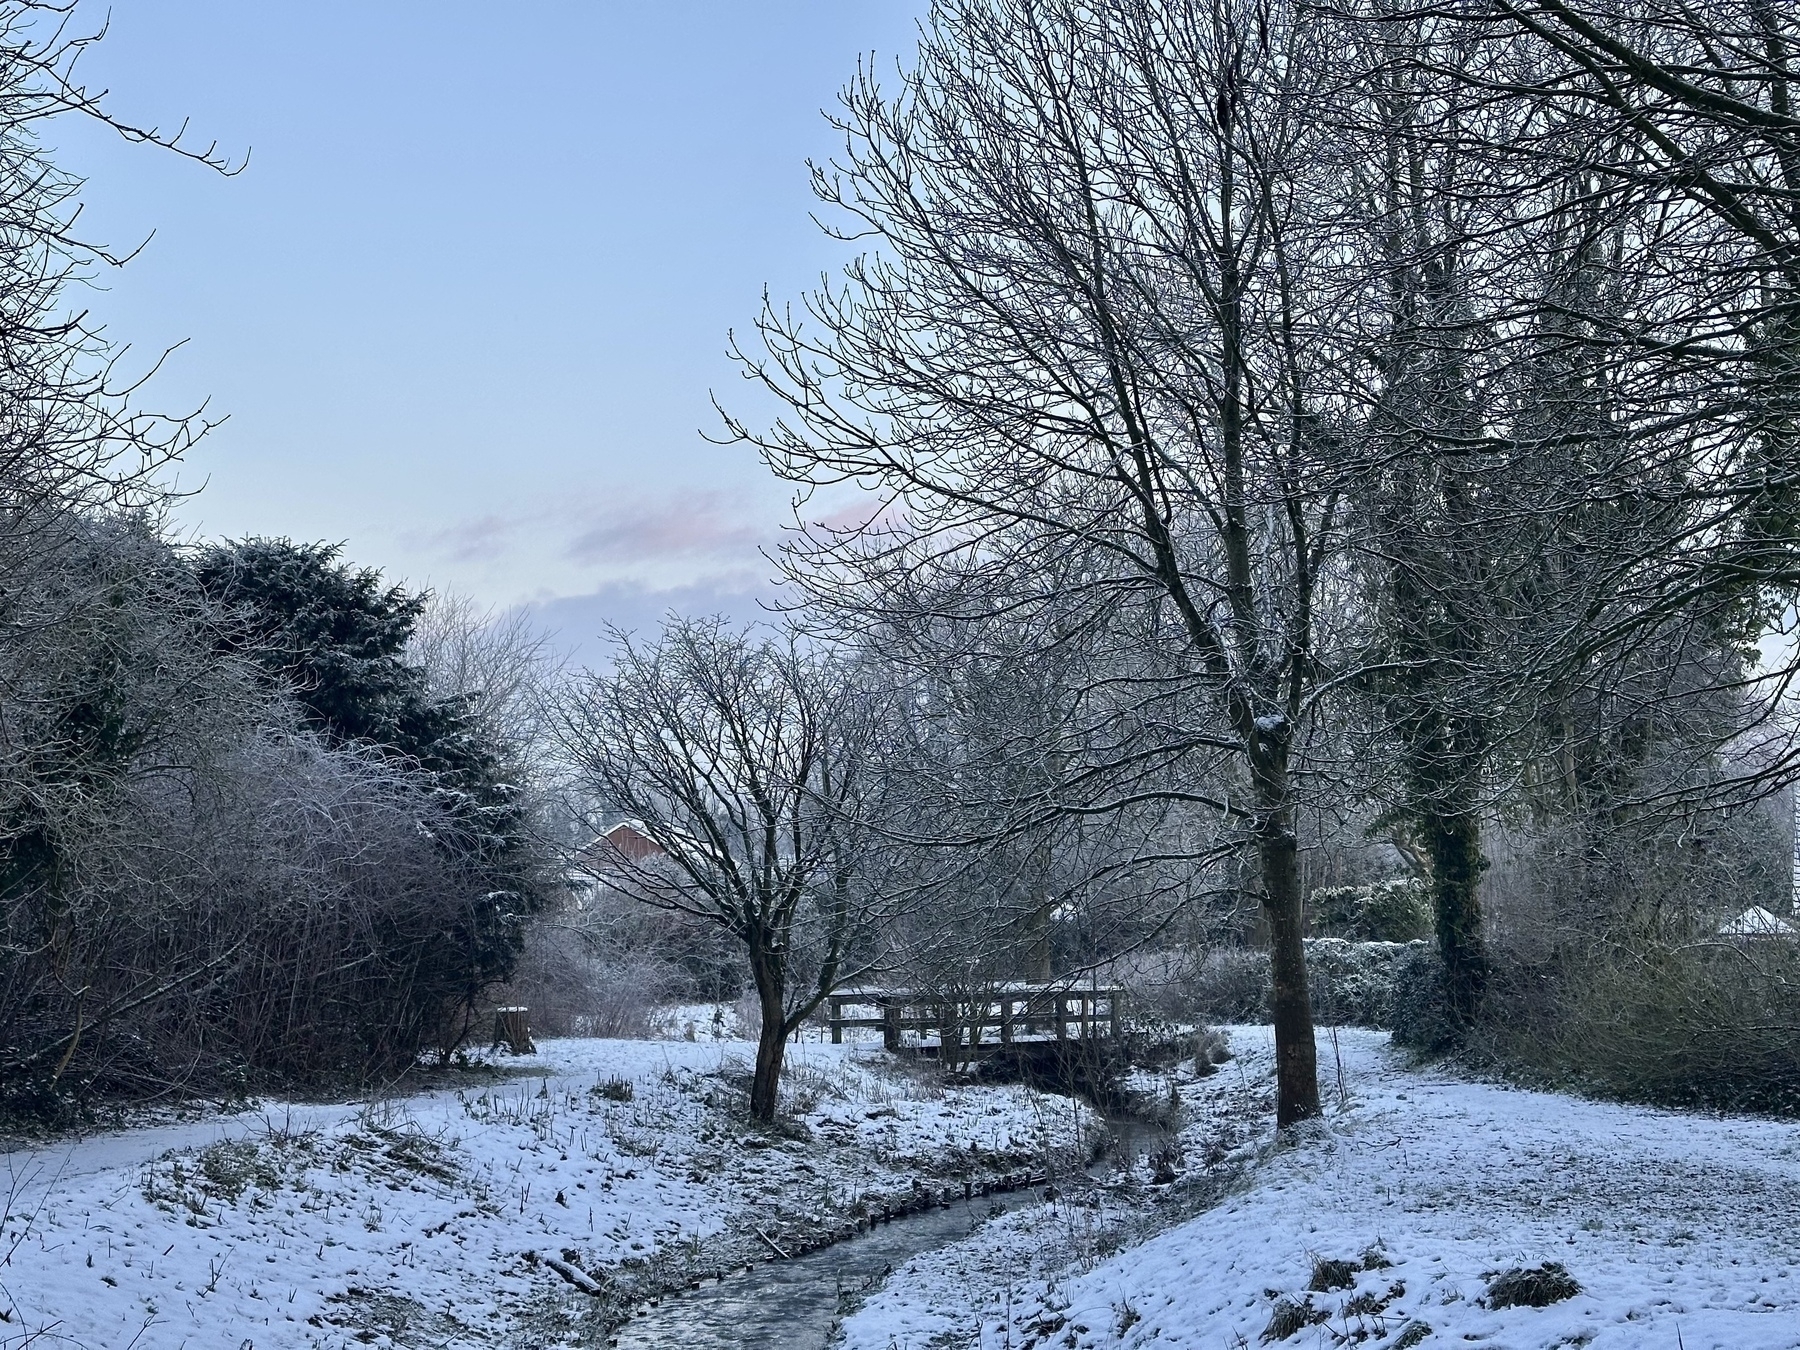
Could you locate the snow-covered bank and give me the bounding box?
[838,1027,1800,1350]
[0,1037,1097,1349]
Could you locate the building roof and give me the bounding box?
[1718,906,1798,938]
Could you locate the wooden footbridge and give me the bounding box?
[826,984,1125,1062]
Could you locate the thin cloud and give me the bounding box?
[414,490,773,574]
[533,573,779,665]
[416,513,522,563]
[565,492,767,565]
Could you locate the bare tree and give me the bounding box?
[553,619,893,1121]
[409,591,558,754]
[859,559,1237,996]
[1279,0,1800,1029]
[720,0,1402,1124]
[0,0,235,682]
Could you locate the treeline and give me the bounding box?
[666,0,1800,1124]
[0,13,545,1120]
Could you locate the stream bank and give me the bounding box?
[0,1037,1105,1350]
[838,1027,1800,1350]
[494,1043,1107,1348]
[609,1194,1023,1349]
[599,1040,1214,1350]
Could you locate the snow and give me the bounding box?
[1718,906,1799,938]
[11,1024,1800,1350]
[0,1037,1095,1349]
[838,1027,1800,1350]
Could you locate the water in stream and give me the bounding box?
[610,1113,1172,1350]
[609,1196,1016,1349]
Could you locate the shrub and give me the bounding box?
[1180,943,1432,1029]
[1189,940,1427,1030]
[1305,939,1424,1027]
[1310,879,1432,942]
[1390,944,1461,1052]
[1189,948,1273,1022]
[1193,1025,1232,1071]
[1473,934,1800,1113]
[503,923,682,1040]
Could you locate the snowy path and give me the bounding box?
[837,1027,1800,1350]
[0,1037,1096,1349]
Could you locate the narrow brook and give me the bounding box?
[609,1112,1172,1350]
[608,1194,1017,1349]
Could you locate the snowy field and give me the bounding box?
[0,1036,1096,1349]
[10,1026,1798,1350]
[838,1026,1800,1350]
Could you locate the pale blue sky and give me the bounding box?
[55,1,926,646]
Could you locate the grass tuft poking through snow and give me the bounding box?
[1485,1260,1582,1310]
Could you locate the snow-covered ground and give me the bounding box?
[0,1037,1096,1349]
[839,1026,1800,1350]
[12,1025,1798,1350]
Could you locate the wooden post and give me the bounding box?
[1109,989,1123,1039]
[882,997,901,1053]
[1000,994,1014,1045]
[1055,994,1068,1043]
[830,996,845,1045]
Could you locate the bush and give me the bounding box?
[1189,948,1273,1022]
[1473,935,1800,1113]
[3,726,548,1114]
[1310,879,1432,942]
[1390,944,1461,1052]
[1185,940,1427,1030]
[504,917,691,1039]
[1306,939,1423,1027]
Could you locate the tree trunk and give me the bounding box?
[1426,810,1487,1026]
[1019,835,1054,982]
[1023,900,1053,983]
[748,951,787,1123]
[1250,738,1321,1127]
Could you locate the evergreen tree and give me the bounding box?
[190,537,427,745]
[191,538,543,1012]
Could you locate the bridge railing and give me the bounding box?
[827,986,1125,1057]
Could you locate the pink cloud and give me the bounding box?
[565,492,767,565]
[808,495,906,536]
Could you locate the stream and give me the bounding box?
[609,1111,1172,1350]
[610,1194,1020,1350]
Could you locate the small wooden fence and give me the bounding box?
[827,985,1125,1060]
